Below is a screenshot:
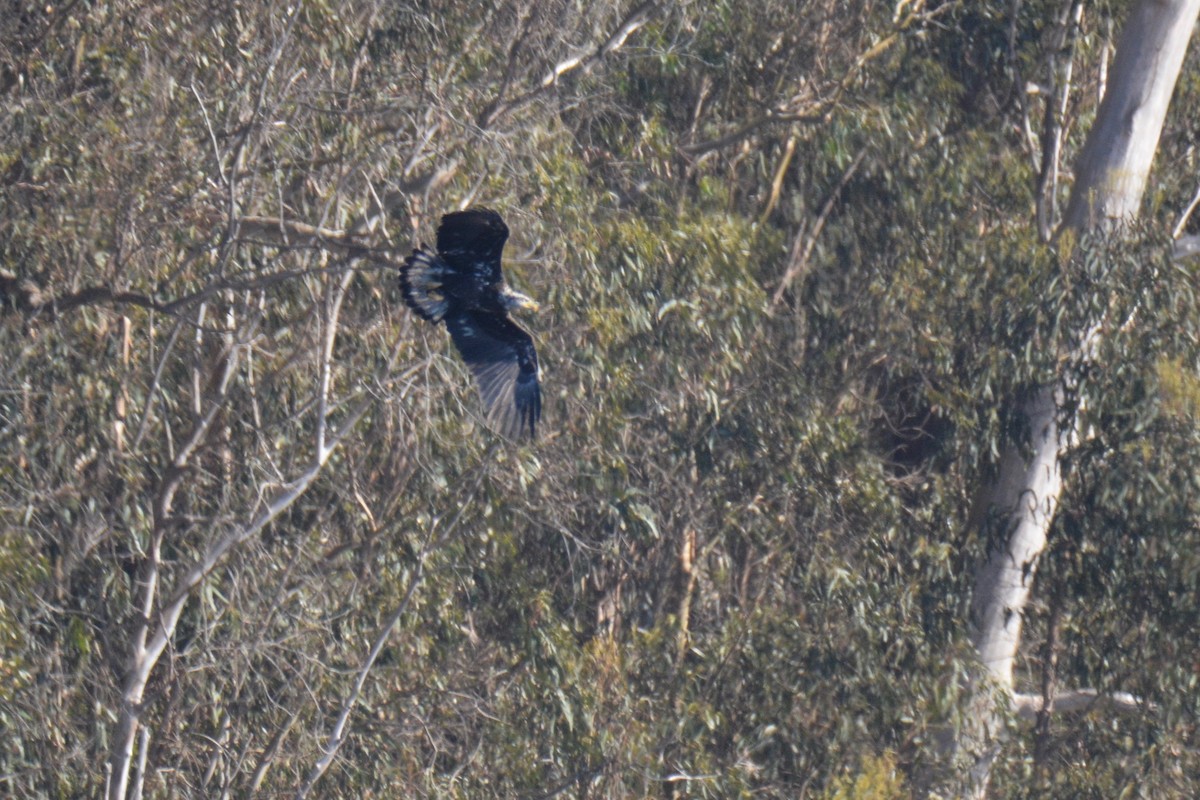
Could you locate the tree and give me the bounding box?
[3,1,1200,797]
[957,1,1200,796]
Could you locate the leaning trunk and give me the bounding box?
[955,1,1200,797]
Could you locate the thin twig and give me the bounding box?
[316,260,356,458]
[771,147,867,308]
[131,314,187,452]
[191,82,226,185]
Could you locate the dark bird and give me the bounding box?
[400,208,542,439]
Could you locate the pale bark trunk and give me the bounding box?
[956,2,1200,797]
[106,267,370,799]
[970,385,1068,690]
[1063,0,1200,229]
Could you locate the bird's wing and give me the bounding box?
[436,208,509,283]
[399,249,452,322]
[443,308,541,439]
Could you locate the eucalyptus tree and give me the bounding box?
[957,1,1200,796]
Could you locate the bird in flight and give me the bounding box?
[400,208,542,439]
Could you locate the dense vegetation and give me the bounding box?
[2,1,1199,797]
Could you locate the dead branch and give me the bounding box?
[236,215,370,253]
[0,218,401,322]
[680,108,826,157]
[1,271,167,316]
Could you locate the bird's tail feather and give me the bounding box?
[400,249,452,322]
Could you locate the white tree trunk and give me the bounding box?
[1064,0,1200,230]
[958,2,1200,797]
[970,385,1068,690]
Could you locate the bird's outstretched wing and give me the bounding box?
[399,249,452,322]
[443,308,541,439]
[435,208,509,283]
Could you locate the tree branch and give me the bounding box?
[1173,233,1200,261]
[1013,688,1153,721]
[1034,0,1085,242]
[479,1,659,128]
[294,460,493,799]
[1,216,398,322]
[1172,180,1200,239]
[109,320,248,800]
[106,253,386,798]
[680,109,825,157]
[235,215,371,254]
[771,146,867,308]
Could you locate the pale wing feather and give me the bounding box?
[444,309,540,439]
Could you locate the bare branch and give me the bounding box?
[1173,233,1200,261]
[316,260,356,459]
[131,726,150,800]
[479,1,659,128]
[680,108,824,157]
[108,320,248,800]
[1171,180,1200,240]
[1034,0,1085,242]
[294,461,494,799]
[758,134,798,224]
[1013,688,1154,721]
[771,147,867,308]
[110,388,376,798]
[0,273,169,316]
[1,220,399,323]
[248,707,303,793]
[190,82,226,186]
[236,215,371,253]
[293,557,426,800]
[131,314,185,451]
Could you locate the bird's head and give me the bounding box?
[501,286,540,313]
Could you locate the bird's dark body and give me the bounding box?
[433,209,509,312]
[399,209,542,439]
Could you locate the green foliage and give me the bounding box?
[823,752,908,800]
[1156,357,1200,419]
[0,532,48,701]
[2,0,1200,798]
